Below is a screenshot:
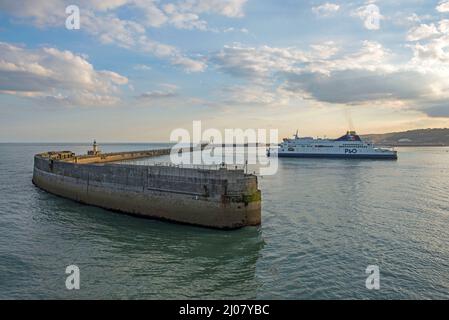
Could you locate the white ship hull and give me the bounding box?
[275,152,397,159]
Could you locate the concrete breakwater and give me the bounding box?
[32,147,261,229]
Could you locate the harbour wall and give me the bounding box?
[32,150,261,229]
[43,145,202,164]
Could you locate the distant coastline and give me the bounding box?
[1,128,449,147]
[362,128,449,147]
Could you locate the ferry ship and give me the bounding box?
[268,131,397,160]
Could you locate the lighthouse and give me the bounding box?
[87,140,101,156]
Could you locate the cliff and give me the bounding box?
[362,128,449,146]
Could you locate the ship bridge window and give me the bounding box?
[342,144,366,148]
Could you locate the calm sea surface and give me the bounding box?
[1,143,449,299]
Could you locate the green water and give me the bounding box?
[1,143,449,299]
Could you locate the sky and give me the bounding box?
[1,0,449,142]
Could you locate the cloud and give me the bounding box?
[0,42,128,107]
[436,0,449,13]
[0,0,66,27]
[282,69,436,104]
[133,64,152,71]
[282,41,449,108]
[212,44,308,78]
[312,3,340,17]
[407,19,449,65]
[170,55,207,73]
[275,41,434,104]
[87,0,130,11]
[176,0,248,18]
[138,90,177,99]
[219,83,310,107]
[133,0,169,28]
[221,85,278,105]
[310,41,340,59]
[223,27,249,33]
[0,0,216,72]
[409,36,449,64]
[128,0,248,31]
[422,103,449,117]
[0,0,247,30]
[79,12,205,72]
[438,19,449,34]
[134,84,215,108]
[160,0,248,30]
[211,40,449,118]
[163,8,208,30]
[79,11,206,72]
[212,41,392,78]
[407,23,440,41]
[137,83,179,99]
[152,0,248,31]
[82,12,145,49]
